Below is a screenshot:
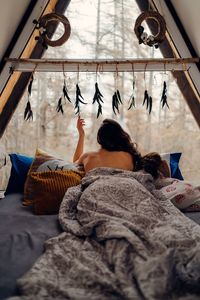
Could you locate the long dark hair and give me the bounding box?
[97,119,142,170]
[142,152,162,179]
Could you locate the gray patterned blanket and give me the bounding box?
[10,168,200,300]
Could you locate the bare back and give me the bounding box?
[78,149,134,173]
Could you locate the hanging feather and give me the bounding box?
[112,93,117,115]
[162,94,169,109]
[92,82,104,118]
[128,95,135,110]
[24,75,34,121]
[63,80,71,102]
[116,89,122,104]
[92,82,104,104]
[112,91,121,115]
[97,103,103,118]
[28,75,34,96]
[128,80,136,110]
[24,100,33,121]
[160,81,169,109]
[74,84,87,114]
[148,96,152,114]
[142,90,153,114]
[112,90,123,114]
[56,97,64,114]
[142,90,149,106]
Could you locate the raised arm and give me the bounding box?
[73,116,85,163]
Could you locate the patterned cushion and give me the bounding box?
[160,179,200,210]
[24,149,85,214]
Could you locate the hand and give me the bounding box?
[76,116,85,136]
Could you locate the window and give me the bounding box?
[2,0,199,183]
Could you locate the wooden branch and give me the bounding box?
[6,57,199,72]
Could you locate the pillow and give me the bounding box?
[160,179,200,210]
[0,152,11,192]
[0,151,7,169]
[161,152,184,180]
[24,149,85,214]
[5,153,33,195]
[29,170,83,215]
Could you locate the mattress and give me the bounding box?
[0,193,62,300]
[184,211,200,225]
[0,192,199,299]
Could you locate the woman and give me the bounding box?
[73,116,170,178]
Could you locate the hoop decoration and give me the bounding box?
[34,13,71,48]
[134,11,166,48]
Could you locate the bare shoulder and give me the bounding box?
[77,151,97,164]
[82,151,97,157]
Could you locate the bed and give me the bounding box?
[1,167,200,300]
[0,193,62,300]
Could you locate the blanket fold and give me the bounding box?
[9,168,200,300]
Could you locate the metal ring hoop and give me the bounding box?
[39,13,71,47]
[134,11,166,46]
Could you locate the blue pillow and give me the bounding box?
[5,153,33,195]
[161,152,184,180]
[169,153,184,180]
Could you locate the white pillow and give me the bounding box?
[160,179,200,209]
[0,151,7,169]
[0,153,11,191]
